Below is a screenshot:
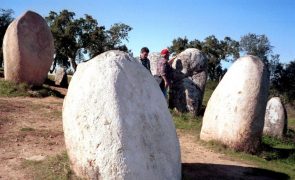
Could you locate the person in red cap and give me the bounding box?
[156,48,176,98]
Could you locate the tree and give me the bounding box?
[0,9,14,67]
[193,36,239,81]
[45,10,132,72]
[271,60,295,102]
[169,37,189,54]
[283,61,295,101]
[239,33,273,63]
[106,23,132,52]
[269,54,280,79]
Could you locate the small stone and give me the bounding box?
[26,155,46,161]
[263,97,288,138]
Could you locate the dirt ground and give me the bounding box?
[0,91,288,179]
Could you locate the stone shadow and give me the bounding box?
[182,163,290,180]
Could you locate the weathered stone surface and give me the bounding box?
[148,52,161,75]
[170,48,208,114]
[172,48,207,78]
[55,67,68,87]
[191,71,207,95]
[3,11,54,86]
[200,55,269,153]
[169,78,202,115]
[63,50,181,179]
[263,97,288,138]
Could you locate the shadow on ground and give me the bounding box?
[182,163,290,180]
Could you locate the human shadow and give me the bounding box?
[30,85,65,98]
[182,163,290,180]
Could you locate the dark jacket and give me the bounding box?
[140,58,151,72]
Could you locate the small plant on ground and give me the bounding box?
[20,127,35,132]
[0,79,64,98]
[22,152,81,180]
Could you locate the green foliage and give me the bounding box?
[169,37,189,54]
[0,9,14,67]
[239,33,273,63]
[22,152,80,180]
[0,79,31,97]
[20,127,35,132]
[202,80,218,106]
[0,79,64,98]
[171,111,202,133]
[45,10,132,72]
[271,60,295,102]
[289,118,295,130]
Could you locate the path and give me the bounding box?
[0,96,287,179]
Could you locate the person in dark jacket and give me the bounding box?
[139,47,151,72]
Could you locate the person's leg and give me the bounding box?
[162,88,167,98]
[159,79,165,95]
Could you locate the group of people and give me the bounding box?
[139,47,176,98]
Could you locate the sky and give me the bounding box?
[2,0,295,66]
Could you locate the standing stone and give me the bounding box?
[55,67,68,87]
[3,11,54,86]
[172,48,207,77]
[63,50,181,180]
[169,77,202,115]
[148,52,161,75]
[263,97,288,138]
[200,55,269,153]
[170,48,208,115]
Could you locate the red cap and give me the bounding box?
[160,48,169,55]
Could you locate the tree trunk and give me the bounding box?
[49,58,57,73]
[69,57,77,72]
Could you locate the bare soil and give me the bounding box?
[0,90,288,179]
[0,96,65,180]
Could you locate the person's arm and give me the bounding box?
[168,56,177,65]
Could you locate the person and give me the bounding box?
[139,47,151,72]
[156,48,176,98]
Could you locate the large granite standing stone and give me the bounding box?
[55,67,68,87]
[63,50,181,180]
[3,11,54,86]
[148,52,161,75]
[263,97,288,138]
[170,48,208,115]
[200,55,269,153]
